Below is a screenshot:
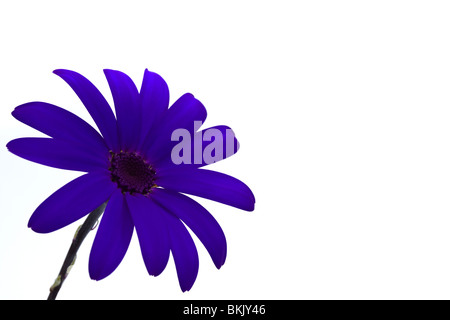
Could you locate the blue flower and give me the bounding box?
[7,69,255,292]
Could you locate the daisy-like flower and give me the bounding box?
[7,69,255,293]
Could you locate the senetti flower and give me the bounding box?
[7,69,255,293]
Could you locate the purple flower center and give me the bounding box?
[109,151,156,195]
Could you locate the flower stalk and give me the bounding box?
[47,201,108,300]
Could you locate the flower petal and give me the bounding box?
[6,137,109,172]
[104,69,140,151]
[155,125,240,169]
[138,69,170,147]
[162,206,199,292]
[142,93,207,164]
[152,188,226,269]
[156,167,255,211]
[89,189,134,281]
[28,171,116,233]
[12,101,108,154]
[53,69,119,151]
[126,194,170,276]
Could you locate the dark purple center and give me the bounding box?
[109,151,156,195]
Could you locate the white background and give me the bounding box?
[1,0,450,300]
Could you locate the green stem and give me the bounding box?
[47,201,108,300]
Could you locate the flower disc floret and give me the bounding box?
[109,151,156,195]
